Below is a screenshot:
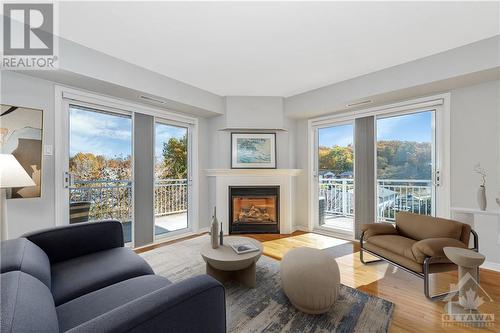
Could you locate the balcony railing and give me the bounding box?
[69,179,188,222]
[319,178,432,222]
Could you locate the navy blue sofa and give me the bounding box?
[0,221,226,333]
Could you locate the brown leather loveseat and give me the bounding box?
[360,212,478,300]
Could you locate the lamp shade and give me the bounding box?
[0,154,36,189]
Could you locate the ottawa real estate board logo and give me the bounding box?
[2,2,58,69]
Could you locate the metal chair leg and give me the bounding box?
[359,247,384,264]
[423,257,456,300]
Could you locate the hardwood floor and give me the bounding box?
[244,232,500,333]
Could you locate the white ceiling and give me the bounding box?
[59,2,499,97]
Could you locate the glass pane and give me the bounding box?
[69,105,132,243]
[154,122,188,237]
[376,111,434,222]
[317,124,354,232]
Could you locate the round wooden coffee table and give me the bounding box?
[201,236,263,288]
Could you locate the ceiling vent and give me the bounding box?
[139,95,166,104]
[346,99,372,108]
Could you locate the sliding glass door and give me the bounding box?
[376,110,436,221]
[68,105,133,243]
[154,121,189,239]
[315,123,355,233]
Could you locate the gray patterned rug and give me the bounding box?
[140,235,394,333]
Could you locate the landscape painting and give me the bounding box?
[0,105,43,198]
[231,133,276,169]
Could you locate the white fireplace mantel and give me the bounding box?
[205,169,302,177]
[205,169,302,234]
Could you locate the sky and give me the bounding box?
[70,106,432,156]
[319,111,433,147]
[69,106,186,159]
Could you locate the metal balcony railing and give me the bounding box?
[319,178,432,222]
[69,179,188,222]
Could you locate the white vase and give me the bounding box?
[477,185,487,211]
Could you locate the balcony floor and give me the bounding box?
[155,212,188,236]
[320,214,354,233]
[122,212,188,243]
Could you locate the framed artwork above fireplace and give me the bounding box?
[231,133,276,169]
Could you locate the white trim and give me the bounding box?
[451,207,500,216]
[481,261,500,272]
[205,169,301,177]
[292,225,310,233]
[61,87,197,125]
[310,95,445,127]
[312,228,356,242]
[133,229,208,251]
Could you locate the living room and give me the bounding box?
[1,2,499,332]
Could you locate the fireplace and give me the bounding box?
[229,186,279,234]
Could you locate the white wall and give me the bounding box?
[1,72,56,237]
[224,96,284,129]
[450,80,500,266]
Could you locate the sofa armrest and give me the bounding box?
[23,220,124,264]
[67,275,226,333]
[412,238,466,263]
[361,223,398,239]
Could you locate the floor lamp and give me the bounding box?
[0,154,36,241]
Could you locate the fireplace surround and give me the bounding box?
[206,169,301,235]
[229,186,279,234]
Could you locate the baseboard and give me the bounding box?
[312,228,356,242]
[197,227,209,234]
[292,225,310,233]
[481,261,500,272]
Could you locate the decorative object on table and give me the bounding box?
[142,235,395,333]
[201,236,263,288]
[229,241,260,254]
[0,154,36,240]
[210,207,219,249]
[281,247,340,314]
[219,222,223,245]
[0,105,43,198]
[231,132,276,169]
[443,247,487,313]
[473,163,487,210]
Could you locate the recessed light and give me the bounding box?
[346,99,372,107]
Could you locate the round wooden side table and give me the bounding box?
[201,236,263,288]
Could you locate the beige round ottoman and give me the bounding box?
[280,247,340,314]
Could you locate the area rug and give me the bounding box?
[140,235,394,333]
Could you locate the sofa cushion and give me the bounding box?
[1,271,59,333]
[412,238,467,264]
[56,275,171,332]
[1,238,51,288]
[363,242,457,274]
[365,235,417,261]
[51,247,154,306]
[396,212,463,241]
[361,223,399,239]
